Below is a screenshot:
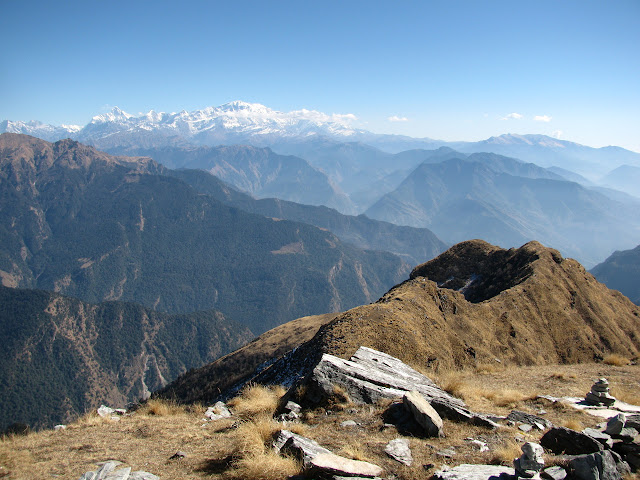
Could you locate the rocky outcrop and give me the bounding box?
[296,347,498,429]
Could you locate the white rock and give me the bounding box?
[310,452,384,477]
[385,438,412,466]
[97,405,115,417]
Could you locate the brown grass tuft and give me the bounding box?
[549,371,577,381]
[339,442,371,462]
[475,362,506,374]
[490,438,521,465]
[434,370,467,398]
[483,389,537,408]
[603,354,631,366]
[327,384,354,410]
[138,398,184,416]
[226,450,300,480]
[561,419,583,430]
[227,384,286,418]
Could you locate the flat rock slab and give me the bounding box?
[273,430,331,466]
[556,397,640,419]
[541,465,567,480]
[508,410,552,429]
[78,462,159,480]
[384,438,412,466]
[304,347,497,428]
[310,452,384,478]
[432,464,515,480]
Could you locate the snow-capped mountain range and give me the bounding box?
[1,101,366,145]
[3,100,640,182]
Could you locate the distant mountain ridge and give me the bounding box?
[364,153,640,267]
[107,144,357,214]
[591,244,640,305]
[0,133,409,333]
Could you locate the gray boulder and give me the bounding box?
[582,428,614,449]
[78,462,159,480]
[605,413,627,436]
[569,450,622,480]
[540,426,605,455]
[403,390,443,437]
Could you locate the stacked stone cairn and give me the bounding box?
[585,377,616,406]
[514,442,545,478]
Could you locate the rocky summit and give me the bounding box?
[162,239,640,404]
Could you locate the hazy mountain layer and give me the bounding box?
[161,240,640,404]
[167,169,447,267]
[599,165,640,199]
[0,285,252,431]
[0,134,409,333]
[365,156,640,267]
[591,244,640,305]
[106,144,356,214]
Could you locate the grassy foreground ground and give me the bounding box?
[1,361,639,480]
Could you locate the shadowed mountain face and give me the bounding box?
[167,169,447,267]
[160,240,640,404]
[591,244,640,305]
[0,286,253,431]
[364,156,640,268]
[0,134,409,333]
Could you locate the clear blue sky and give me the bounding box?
[1,0,639,151]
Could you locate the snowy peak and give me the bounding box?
[0,119,81,142]
[90,106,135,124]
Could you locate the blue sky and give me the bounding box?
[1,0,639,151]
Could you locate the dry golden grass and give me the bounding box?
[475,362,506,374]
[433,368,537,410]
[138,398,186,416]
[483,388,537,408]
[561,418,583,430]
[227,384,286,418]
[1,362,638,480]
[549,371,577,381]
[226,451,300,480]
[339,442,371,462]
[490,438,522,466]
[610,385,640,405]
[603,353,631,366]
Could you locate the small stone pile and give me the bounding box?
[513,442,544,478]
[585,378,616,406]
